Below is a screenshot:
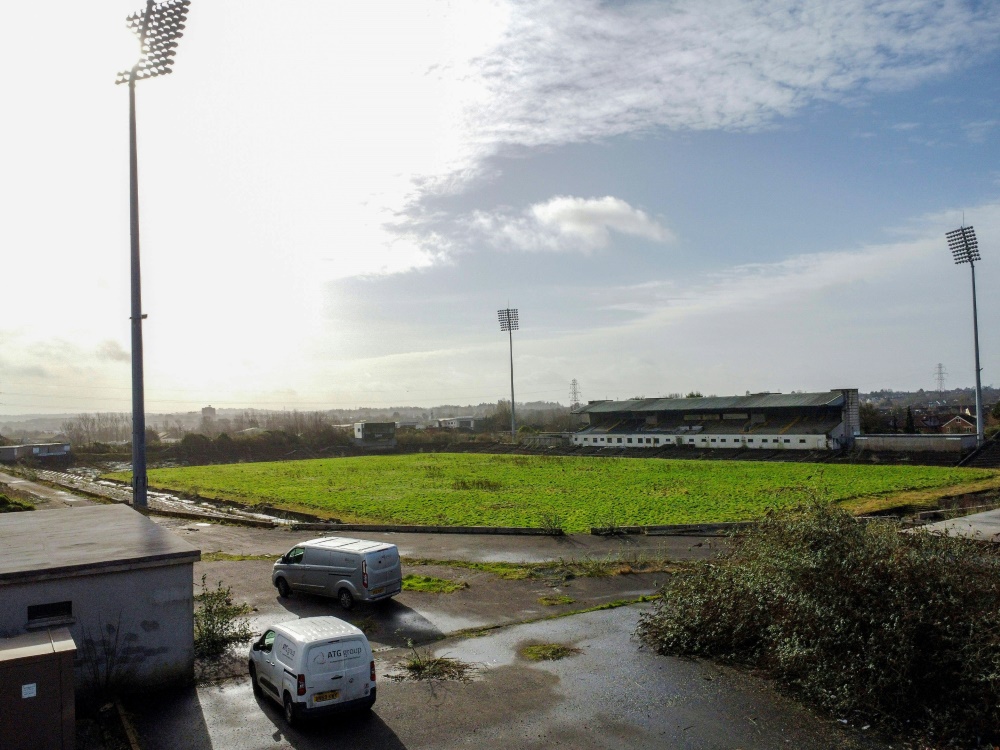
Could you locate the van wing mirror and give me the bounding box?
[252,642,261,651]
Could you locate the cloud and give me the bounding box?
[964,120,999,143]
[435,0,1000,184]
[391,0,1000,261]
[469,195,673,252]
[96,340,130,363]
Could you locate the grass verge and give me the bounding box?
[0,493,34,512]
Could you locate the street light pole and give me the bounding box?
[946,225,985,449]
[498,308,519,442]
[116,0,191,509]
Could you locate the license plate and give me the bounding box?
[370,587,385,595]
[313,690,339,703]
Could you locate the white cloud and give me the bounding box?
[470,195,673,252]
[964,120,999,143]
[433,0,1000,189]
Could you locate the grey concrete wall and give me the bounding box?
[0,562,194,693]
[855,434,976,453]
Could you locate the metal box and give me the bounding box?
[0,627,76,750]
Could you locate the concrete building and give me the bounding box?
[0,505,200,692]
[353,421,397,449]
[571,389,860,451]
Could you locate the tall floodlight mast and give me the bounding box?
[116,0,191,509]
[498,308,519,441]
[945,225,985,449]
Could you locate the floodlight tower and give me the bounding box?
[116,0,191,509]
[498,308,519,441]
[946,225,985,448]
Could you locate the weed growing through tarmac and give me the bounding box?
[538,594,575,606]
[356,616,379,636]
[388,640,479,682]
[401,574,469,594]
[520,643,582,662]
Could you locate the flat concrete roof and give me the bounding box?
[0,504,200,584]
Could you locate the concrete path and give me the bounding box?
[922,507,1000,543]
[0,469,95,510]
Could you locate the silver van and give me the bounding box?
[249,616,375,725]
[273,536,402,609]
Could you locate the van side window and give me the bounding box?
[261,630,275,652]
[286,547,305,564]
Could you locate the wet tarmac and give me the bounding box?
[126,605,887,750]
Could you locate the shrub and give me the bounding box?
[193,575,254,659]
[636,503,1000,744]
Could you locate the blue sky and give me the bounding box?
[2,0,999,414]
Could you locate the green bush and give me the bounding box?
[193,575,254,659]
[636,503,1000,744]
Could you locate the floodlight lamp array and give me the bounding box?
[498,308,519,332]
[116,0,191,85]
[946,226,980,265]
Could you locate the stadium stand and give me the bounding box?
[571,390,860,452]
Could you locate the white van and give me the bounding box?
[272,536,402,609]
[248,616,376,725]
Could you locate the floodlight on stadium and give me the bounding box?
[117,0,192,510]
[945,225,985,448]
[498,308,519,440]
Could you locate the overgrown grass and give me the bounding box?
[103,454,1000,532]
[403,552,677,582]
[200,551,278,562]
[520,643,582,661]
[636,504,1000,745]
[401,574,468,594]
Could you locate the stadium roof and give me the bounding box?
[574,390,848,415]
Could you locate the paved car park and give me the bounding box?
[126,519,884,749]
[127,606,886,750]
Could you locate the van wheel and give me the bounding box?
[276,578,291,598]
[283,693,298,726]
[249,663,262,697]
[338,589,355,610]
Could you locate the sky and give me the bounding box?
[2,0,999,416]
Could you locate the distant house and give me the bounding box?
[0,443,71,463]
[942,415,976,434]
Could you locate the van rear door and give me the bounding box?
[306,638,371,706]
[364,546,401,596]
